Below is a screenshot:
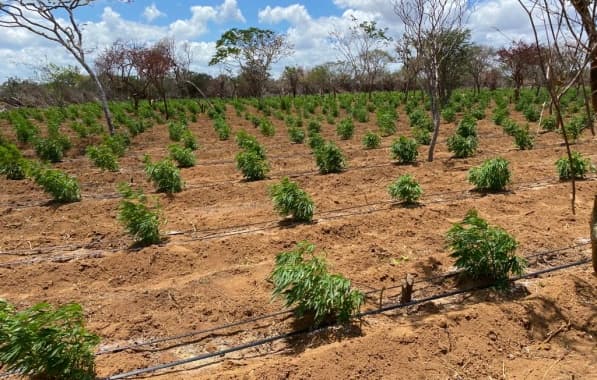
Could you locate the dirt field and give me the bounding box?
[0,100,596,379]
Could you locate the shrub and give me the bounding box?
[0,143,28,180]
[117,183,161,245]
[541,115,557,132]
[181,129,198,151]
[143,155,183,193]
[446,209,526,285]
[336,117,355,140]
[409,109,433,131]
[564,116,586,142]
[214,117,231,140]
[236,150,269,181]
[269,177,315,222]
[352,107,369,122]
[236,130,266,159]
[492,107,509,126]
[412,127,431,145]
[307,119,321,134]
[288,127,305,144]
[441,107,456,123]
[104,133,130,157]
[168,144,196,168]
[447,134,478,158]
[390,136,419,164]
[31,167,81,203]
[377,112,396,136]
[315,141,346,174]
[308,132,325,151]
[259,117,276,136]
[468,157,511,192]
[471,107,485,120]
[0,300,99,380]
[86,145,119,171]
[523,106,540,122]
[271,241,364,326]
[34,137,65,162]
[555,151,595,180]
[388,174,423,204]
[362,131,381,149]
[455,116,477,138]
[513,126,534,150]
[168,121,187,141]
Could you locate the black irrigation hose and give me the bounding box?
[95,241,589,358]
[2,135,595,211]
[101,257,591,380]
[1,173,595,261]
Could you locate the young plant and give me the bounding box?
[446,209,526,285]
[336,117,355,140]
[168,121,187,141]
[168,144,196,168]
[540,115,557,132]
[390,136,419,164]
[258,117,276,137]
[31,167,81,203]
[270,241,364,326]
[269,177,315,222]
[117,183,162,246]
[34,137,65,162]
[236,150,269,181]
[447,134,478,158]
[388,174,423,204]
[86,145,119,171]
[288,127,305,144]
[555,151,595,180]
[315,141,346,174]
[0,300,99,380]
[441,107,456,123]
[236,130,266,159]
[308,132,325,152]
[377,112,396,136]
[468,157,511,192]
[104,133,130,157]
[362,131,381,149]
[412,127,431,145]
[0,143,28,180]
[513,126,534,150]
[143,155,184,193]
[181,129,199,151]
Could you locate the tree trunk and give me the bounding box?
[82,61,115,135]
[427,68,441,162]
[161,91,170,120]
[590,48,597,116]
[592,195,597,273]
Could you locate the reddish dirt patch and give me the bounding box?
[0,101,596,379]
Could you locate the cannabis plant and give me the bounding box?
[236,150,269,181]
[315,141,346,174]
[388,174,423,204]
[31,167,81,203]
[269,177,315,222]
[390,136,419,164]
[117,183,162,246]
[468,157,511,192]
[556,151,595,180]
[143,155,184,193]
[362,131,381,149]
[446,209,526,285]
[86,145,119,171]
[0,300,99,380]
[168,144,196,168]
[271,242,364,326]
[337,117,355,140]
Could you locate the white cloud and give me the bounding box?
[143,3,165,22]
[258,4,312,25]
[218,0,246,23]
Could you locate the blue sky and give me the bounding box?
[0,0,534,81]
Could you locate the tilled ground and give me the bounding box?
[0,102,595,379]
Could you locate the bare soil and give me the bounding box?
[0,102,595,379]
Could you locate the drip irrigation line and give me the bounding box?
[3,135,595,211]
[101,257,591,380]
[1,173,595,261]
[95,241,588,358]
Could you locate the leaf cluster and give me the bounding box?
[388,174,423,204]
[117,183,162,246]
[468,157,511,192]
[269,177,314,222]
[271,242,364,326]
[143,155,183,193]
[390,136,419,164]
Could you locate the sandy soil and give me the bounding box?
[0,99,595,379]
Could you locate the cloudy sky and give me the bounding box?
[0,0,534,82]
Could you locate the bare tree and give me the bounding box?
[468,45,494,94]
[330,16,392,96]
[394,0,471,162]
[282,66,303,97]
[0,1,117,134]
[516,0,597,216]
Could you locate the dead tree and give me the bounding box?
[394,0,471,162]
[517,0,597,214]
[0,1,116,134]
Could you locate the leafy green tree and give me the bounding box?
[209,28,293,97]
